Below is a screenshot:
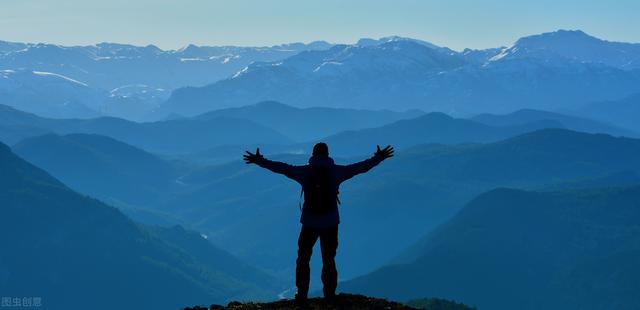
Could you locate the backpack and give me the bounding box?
[301,165,338,214]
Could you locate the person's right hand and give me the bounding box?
[243,148,264,164]
[374,145,394,160]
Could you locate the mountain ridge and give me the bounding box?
[3,30,640,119]
[0,103,292,154]
[490,29,640,69]
[0,39,334,120]
[163,29,640,116]
[155,128,640,284]
[13,133,184,206]
[0,141,282,309]
[341,185,640,310]
[472,108,638,137]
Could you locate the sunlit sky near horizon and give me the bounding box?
[1,0,638,51]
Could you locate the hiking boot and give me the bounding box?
[324,293,336,305]
[295,293,308,306]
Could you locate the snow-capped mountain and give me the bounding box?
[164,30,640,116]
[0,69,103,118]
[0,41,28,55]
[461,47,504,64]
[0,40,332,120]
[0,40,333,90]
[489,30,640,70]
[164,39,469,116]
[3,30,640,119]
[356,35,458,55]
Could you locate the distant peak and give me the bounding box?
[305,40,333,50]
[144,44,161,52]
[177,44,200,53]
[514,29,600,46]
[549,29,589,36]
[422,111,455,120]
[490,29,640,68]
[253,100,293,109]
[356,36,441,50]
[356,38,379,47]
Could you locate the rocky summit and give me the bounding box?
[184,294,417,310]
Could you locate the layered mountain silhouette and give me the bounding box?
[181,107,623,163]
[192,101,423,142]
[11,127,637,282]
[341,185,640,310]
[472,108,637,137]
[0,104,290,154]
[156,129,640,281]
[3,28,640,310]
[8,101,630,162]
[12,103,636,236]
[0,142,281,310]
[183,109,573,163]
[316,112,562,157]
[574,92,640,132]
[13,133,184,206]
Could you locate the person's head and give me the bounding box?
[312,142,329,157]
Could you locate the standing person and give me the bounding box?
[243,143,394,303]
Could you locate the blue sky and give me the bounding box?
[1,0,638,50]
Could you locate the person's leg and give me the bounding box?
[319,226,339,298]
[296,226,318,300]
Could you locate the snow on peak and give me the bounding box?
[312,61,344,74]
[488,29,640,69]
[231,67,249,79]
[356,35,441,50]
[32,71,89,87]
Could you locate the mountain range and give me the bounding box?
[10,103,636,218]
[2,30,640,121]
[0,141,281,310]
[471,108,637,137]
[342,186,640,310]
[0,103,291,154]
[145,129,640,283]
[6,125,640,308]
[0,40,332,120]
[4,99,634,163]
[192,100,424,142]
[317,112,560,157]
[164,30,640,117]
[3,29,640,308]
[572,92,640,133]
[13,133,185,207]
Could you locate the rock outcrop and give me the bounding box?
[184,293,416,310]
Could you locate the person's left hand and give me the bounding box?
[374,145,394,160]
[243,148,264,164]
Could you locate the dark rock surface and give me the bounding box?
[184,294,417,310]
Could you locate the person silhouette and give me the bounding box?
[243,143,394,303]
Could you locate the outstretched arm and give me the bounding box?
[339,145,394,182]
[243,148,305,183]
